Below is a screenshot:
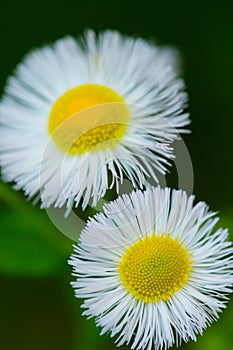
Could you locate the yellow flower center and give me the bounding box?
[118,233,193,303]
[48,84,130,155]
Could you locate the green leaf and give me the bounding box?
[0,181,73,276]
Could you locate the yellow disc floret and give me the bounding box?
[48,84,130,155]
[118,233,193,303]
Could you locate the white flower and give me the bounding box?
[0,30,189,210]
[69,187,233,350]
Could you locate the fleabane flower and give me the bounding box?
[0,30,189,210]
[69,187,233,350]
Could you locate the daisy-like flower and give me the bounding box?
[69,187,233,350]
[0,30,189,210]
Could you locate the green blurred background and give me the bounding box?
[0,0,233,349]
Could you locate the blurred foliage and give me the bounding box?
[0,0,233,349]
[0,182,72,276]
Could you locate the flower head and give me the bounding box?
[69,187,233,350]
[0,30,189,210]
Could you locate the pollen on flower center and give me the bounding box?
[118,233,193,303]
[48,84,130,155]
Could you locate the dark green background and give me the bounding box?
[0,1,233,349]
